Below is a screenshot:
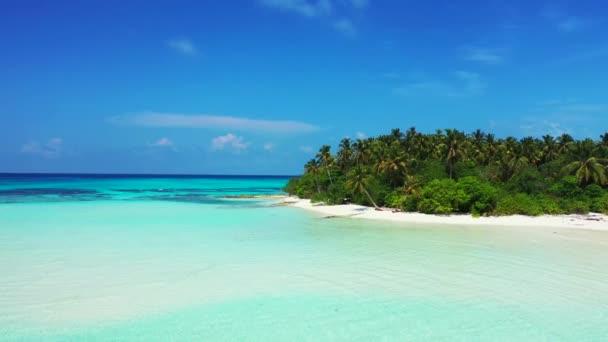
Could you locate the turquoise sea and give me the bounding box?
[1,174,608,341]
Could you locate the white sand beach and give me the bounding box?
[281,197,608,231]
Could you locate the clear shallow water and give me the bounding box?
[1,174,608,341]
[0,173,286,204]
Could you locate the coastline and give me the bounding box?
[279,196,608,231]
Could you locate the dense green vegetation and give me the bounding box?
[284,128,608,216]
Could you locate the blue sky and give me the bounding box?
[1,0,607,174]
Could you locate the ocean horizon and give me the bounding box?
[0,172,297,178]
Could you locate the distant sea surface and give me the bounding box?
[1,173,608,341]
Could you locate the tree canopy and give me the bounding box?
[284,128,608,216]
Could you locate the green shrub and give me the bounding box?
[418,198,453,214]
[590,194,608,213]
[310,192,327,203]
[454,160,479,179]
[416,177,499,215]
[584,184,605,199]
[282,175,322,199]
[479,164,502,183]
[456,176,499,215]
[384,191,408,209]
[325,179,348,204]
[535,195,563,215]
[494,193,544,216]
[550,176,584,198]
[282,178,300,195]
[403,195,419,212]
[505,167,549,195]
[559,199,590,214]
[538,159,564,180]
[417,179,459,214]
[365,176,391,207]
[417,160,449,185]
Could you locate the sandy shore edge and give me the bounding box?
[279,196,608,231]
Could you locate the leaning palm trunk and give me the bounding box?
[363,188,379,209]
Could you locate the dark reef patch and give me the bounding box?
[0,188,98,196]
[0,188,110,203]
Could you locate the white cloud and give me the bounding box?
[212,133,251,152]
[521,100,608,137]
[520,119,568,137]
[167,37,198,55]
[260,0,364,37]
[300,146,313,153]
[153,137,174,147]
[259,0,332,18]
[109,112,319,134]
[333,18,356,37]
[20,138,63,158]
[263,143,275,151]
[356,131,366,139]
[393,71,486,98]
[461,46,505,65]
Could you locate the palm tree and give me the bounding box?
[304,159,322,193]
[390,128,404,143]
[520,137,542,166]
[346,167,379,209]
[410,132,426,160]
[353,139,371,166]
[430,130,446,159]
[562,139,607,185]
[557,133,574,154]
[508,154,529,175]
[401,175,421,199]
[485,133,498,164]
[443,129,466,178]
[563,157,607,186]
[405,127,418,144]
[599,132,608,158]
[601,132,608,146]
[371,140,389,175]
[337,138,353,173]
[541,135,558,163]
[375,141,409,186]
[494,143,528,181]
[316,145,334,185]
[469,129,487,166]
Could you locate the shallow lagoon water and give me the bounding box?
[1,175,608,340]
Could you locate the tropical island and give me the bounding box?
[284,128,608,217]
